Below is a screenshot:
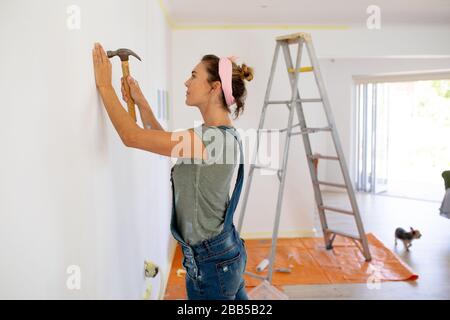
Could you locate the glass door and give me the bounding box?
[356,82,389,194]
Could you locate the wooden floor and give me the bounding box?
[282,191,450,299]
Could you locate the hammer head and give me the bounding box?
[106,48,142,62]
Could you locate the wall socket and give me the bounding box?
[143,260,159,300]
[144,260,159,278]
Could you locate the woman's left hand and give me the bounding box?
[92,42,112,89]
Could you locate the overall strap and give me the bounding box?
[217,126,244,228]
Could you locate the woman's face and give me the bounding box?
[184,62,220,107]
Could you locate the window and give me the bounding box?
[355,73,450,201]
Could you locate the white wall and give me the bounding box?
[171,25,450,237]
[0,0,173,299]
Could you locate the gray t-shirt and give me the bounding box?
[172,124,240,245]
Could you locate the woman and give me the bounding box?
[92,43,254,299]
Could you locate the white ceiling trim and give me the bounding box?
[158,0,352,30]
[161,0,450,28]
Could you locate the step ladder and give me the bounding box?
[237,32,372,284]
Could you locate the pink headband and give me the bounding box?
[219,55,238,106]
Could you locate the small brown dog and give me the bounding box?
[395,227,422,251]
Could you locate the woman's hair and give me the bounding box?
[201,54,254,119]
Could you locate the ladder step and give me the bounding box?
[320,205,355,216]
[290,127,332,136]
[326,229,361,241]
[308,154,339,161]
[252,165,280,172]
[258,123,300,133]
[276,32,310,44]
[315,180,347,188]
[288,66,313,73]
[301,98,322,103]
[266,98,322,105]
[258,123,330,134]
[266,100,294,105]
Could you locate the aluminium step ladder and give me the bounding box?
[237,33,372,284]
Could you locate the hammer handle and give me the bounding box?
[121,61,137,122]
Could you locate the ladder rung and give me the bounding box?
[326,229,361,241]
[316,180,347,188]
[320,205,354,216]
[244,271,267,280]
[259,123,300,133]
[290,127,331,135]
[309,154,339,161]
[266,100,292,105]
[288,66,313,73]
[252,165,280,172]
[266,98,322,105]
[301,98,322,103]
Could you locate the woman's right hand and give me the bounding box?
[121,76,145,106]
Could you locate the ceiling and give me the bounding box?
[163,0,450,26]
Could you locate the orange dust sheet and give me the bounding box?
[164,233,418,300]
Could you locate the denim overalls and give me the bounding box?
[170,126,248,300]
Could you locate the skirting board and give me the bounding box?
[240,228,317,239]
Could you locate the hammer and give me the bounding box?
[107,48,142,122]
